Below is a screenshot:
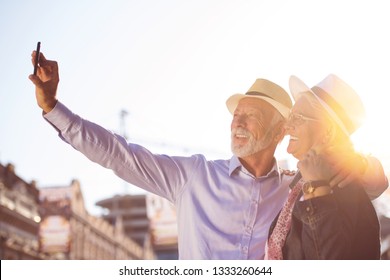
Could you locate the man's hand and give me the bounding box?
[28,52,59,113]
[297,149,334,182]
[323,146,367,188]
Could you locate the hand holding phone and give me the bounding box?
[33,41,41,75]
[29,46,60,113]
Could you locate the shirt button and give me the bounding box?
[243,246,248,252]
[246,226,252,233]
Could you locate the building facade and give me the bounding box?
[0,162,155,260]
[0,163,43,259]
[39,180,155,259]
[97,193,179,259]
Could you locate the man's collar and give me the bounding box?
[229,155,281,179]
[229,155,242,176]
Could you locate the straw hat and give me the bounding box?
[226,78,293,119]
[289,74,365,135]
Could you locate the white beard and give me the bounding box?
[231,127,273,158]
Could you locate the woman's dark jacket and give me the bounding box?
[268,180,381,259]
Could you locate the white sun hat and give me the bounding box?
[289,74,366,135]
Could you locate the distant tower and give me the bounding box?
[119,109,129,140]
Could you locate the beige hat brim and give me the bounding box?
[289,75,350,135]
[226,94,291,119]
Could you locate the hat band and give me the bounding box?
[311,86,355,133]
[246,91,270,98]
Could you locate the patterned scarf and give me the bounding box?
[265,172,302,260]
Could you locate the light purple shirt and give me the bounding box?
[44,102,296,259]
[44,102,387,259]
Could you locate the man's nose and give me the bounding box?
[232,115,246,127]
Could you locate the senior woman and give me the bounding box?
[265,74,386,260]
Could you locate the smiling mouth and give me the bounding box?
[289,136,299,141]
[235,134,248,139]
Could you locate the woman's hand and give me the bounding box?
[323,146,368,188]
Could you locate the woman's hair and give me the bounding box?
[299,92,354,150]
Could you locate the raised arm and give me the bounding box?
[28,53,197,203]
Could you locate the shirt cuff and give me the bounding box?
[43,101,79,131]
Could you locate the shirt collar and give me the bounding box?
[229,155,282,180]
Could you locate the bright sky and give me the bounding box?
[1,0,389,215]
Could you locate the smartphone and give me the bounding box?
[33,41,41,75]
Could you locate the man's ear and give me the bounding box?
[274,121,286,144]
